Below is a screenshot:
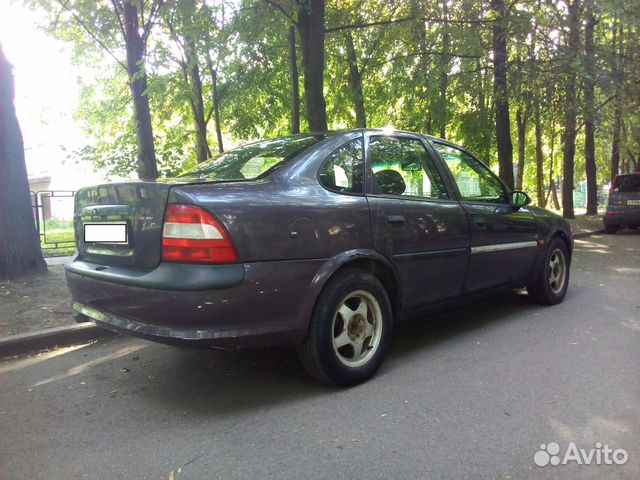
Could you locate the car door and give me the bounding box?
[431,141,538,293]
[365,133,470,309]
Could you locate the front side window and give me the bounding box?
[318,138,364,194]
[180,134,326,181]
[433,143,507,204]
[368,136,448,199]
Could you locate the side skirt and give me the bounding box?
[395,280,529,323]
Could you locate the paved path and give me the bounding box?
[1,232,638,479]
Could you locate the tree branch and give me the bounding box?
[373,49,484,68]
[56,0,128,72]
[326,15,496,34]
[359,2,402,72]
[110,0,126,38]
[263,0,297,26]
[142,0,162,46]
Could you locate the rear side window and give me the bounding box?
[318,139,364,194]
[180,134,325,181]
[369,136,448,199]
[613,174,640,192]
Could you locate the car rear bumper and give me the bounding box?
[65,257,324,349]
[603,209,640,226]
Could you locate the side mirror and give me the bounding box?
[510,190,531,209]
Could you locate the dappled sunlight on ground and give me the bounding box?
[0,342,92,375]
[622,317,640,332]
[29,342,147,388]
[575,237,613,254]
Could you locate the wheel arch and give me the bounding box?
[528,227,573,287]
[550,229,573,260]
[297,250,401,342]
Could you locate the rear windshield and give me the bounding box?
[179,134,326,181]
[614,174,640,192]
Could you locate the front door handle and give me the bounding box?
[386,215,406,226]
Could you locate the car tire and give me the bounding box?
[297,270,393,387]
[527,237,570,305]
[604,225,619,234]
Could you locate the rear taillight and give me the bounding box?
[161,204,239,264]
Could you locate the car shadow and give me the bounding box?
[388,291,537,362]
[128,290,540,417]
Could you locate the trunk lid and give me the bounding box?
[74,182,172,267]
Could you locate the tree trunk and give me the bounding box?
[122,1,158,180]
[0,46,47,280]
[288,26,301,134]
[561,0,581,219]
[534,108,545,207]
[516,108,527,190]
[184,44,211,163]
[491,0,514,190]
[207,58,224,153]
[611,105,622,183]
[410,0,431,135]
[583,0,597,214]
[344,31,366,128]
[298,0,328,132]
[548,131,561,211]
[610,25,622,182]
[437,1,450,139]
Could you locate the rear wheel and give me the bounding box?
[604,225,619,234]
[527,237,570,305]
[297,270,392,387]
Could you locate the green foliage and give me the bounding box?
[23,0,640,193]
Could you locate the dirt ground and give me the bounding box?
[567,213,606,233]
[0,214,608,337]
[0,264,74,337]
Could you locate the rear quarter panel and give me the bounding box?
[169,132,373,263]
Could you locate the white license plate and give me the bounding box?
[628,200,640,205]
[84,223,128,243]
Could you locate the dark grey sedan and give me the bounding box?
[66,129,573,386]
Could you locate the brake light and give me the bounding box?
[161,204,239,263]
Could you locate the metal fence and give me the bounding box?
[31,190,76,250]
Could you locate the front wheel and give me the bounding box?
[527,237,570,305]
[297,270,393,387]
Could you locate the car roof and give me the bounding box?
[313,128,456,146]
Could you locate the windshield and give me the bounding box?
[615,174,640,192]
[179,134,326,181]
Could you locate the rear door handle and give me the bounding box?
[473,216,488,230]
[386,215,406,226]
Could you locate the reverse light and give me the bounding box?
[161,204,239,263]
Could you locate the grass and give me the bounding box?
[43,247,76,258]
[43,217,74,230]
[40,221,76,257]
